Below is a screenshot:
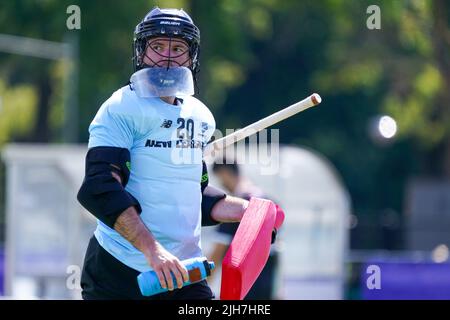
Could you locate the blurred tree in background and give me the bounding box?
[0,0,449,249]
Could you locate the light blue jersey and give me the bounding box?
[88,85,216,272]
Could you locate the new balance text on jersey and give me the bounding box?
[145,139,204,149]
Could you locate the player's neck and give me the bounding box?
[160,96,176,105]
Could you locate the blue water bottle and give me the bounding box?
[137,256,215,297]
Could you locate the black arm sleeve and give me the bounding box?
[77,146,142,229]
[200,161,226,226]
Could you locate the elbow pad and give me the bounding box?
[201,161,226,227]
[200,161,226,226]
[77,146,141,229]
[202,185,226,226]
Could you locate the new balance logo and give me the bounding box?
[160,120,173,128]
[201,122,208,133]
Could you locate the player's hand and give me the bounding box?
[145,242,189,291]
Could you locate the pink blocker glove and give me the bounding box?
[220,198,285,300]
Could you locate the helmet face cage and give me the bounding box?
[141,37,192,69]
[132,8,200,79]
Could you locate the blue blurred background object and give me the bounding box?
[1,0,450,299]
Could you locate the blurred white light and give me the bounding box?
[432,244,449,263]
[378,116,397,139]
